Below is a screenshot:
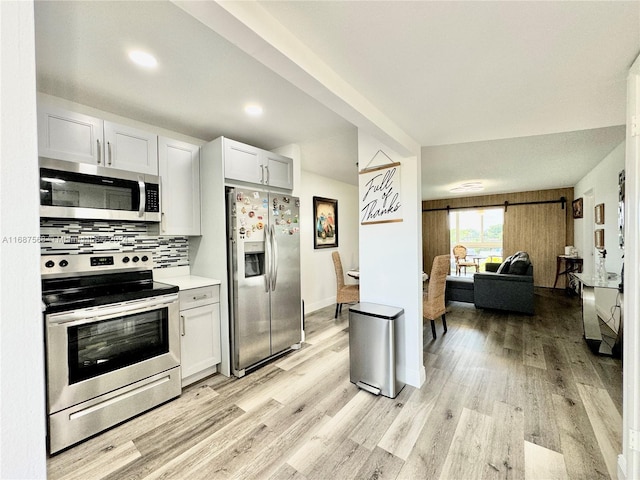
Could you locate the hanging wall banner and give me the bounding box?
[359,152,403,225]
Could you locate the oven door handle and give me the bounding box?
[46,294,179,325]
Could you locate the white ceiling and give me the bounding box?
[34,1,639,200]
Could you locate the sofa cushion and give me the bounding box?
[508,251,531,275]
[496,255,512,274]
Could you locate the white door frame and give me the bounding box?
[618,53,640,480]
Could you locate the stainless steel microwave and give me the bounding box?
[39,158,161,222]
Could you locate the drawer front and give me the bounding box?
[179,285,220,309]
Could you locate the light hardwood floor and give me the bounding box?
[48,289,622,480]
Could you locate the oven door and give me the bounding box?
[45,293,180,414]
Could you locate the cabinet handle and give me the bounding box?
[107,141,112,166]
[192,294,209,301]
[161,212,166,233]
[180,315,185,336]
[260,165,265,184]
[97,139,102,164]
[265,165,270,185]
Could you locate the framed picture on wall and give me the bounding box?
[595,228,605,250]
[313,196,338,249]
[572,198,583,219]
[595,203,605,224]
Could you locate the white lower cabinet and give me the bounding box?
[179,285,221,387]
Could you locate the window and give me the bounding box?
[450,208,503,272]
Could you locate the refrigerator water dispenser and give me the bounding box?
[244,242,265,278]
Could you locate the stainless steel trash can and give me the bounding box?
[349,302,405,398]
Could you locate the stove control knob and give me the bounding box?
[132,256,140,263]
[45,260,55,268]
[141,255,149,262]
[122,256,130,263]
[59,259,69,268]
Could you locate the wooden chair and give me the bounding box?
[331,251,360,318]
[452,244,478,275]
[424,254,450,339]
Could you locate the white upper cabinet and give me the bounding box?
[158,136,201,236]
[103,122,158,175]
[263,151,294,190]
[37,103,158,175]
[38,105,103,165]
[223,137,293,190]
[223,138,263,185]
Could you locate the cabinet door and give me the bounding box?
[104,121,158,175]
[158,137,201,236]
[264,152,293,190]
[180,303,221,379]
[37,105,103,165]
[223,138,264,185]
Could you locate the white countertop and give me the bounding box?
[154,266,221,290]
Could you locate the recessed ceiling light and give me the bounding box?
[244,104,263,116]
[128,50,157,68]
[449,182,484,193]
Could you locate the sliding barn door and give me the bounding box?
[422,210,451,275]
[504,202,566,288]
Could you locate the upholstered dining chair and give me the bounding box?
[331,251,360,318]
[424,254,450,339]
[452,244,478,275]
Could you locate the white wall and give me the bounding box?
[0,1,48,477]
[357,131,425,388]
[574,141,625,274]
[299,171,359,313]
[574,141,625,330]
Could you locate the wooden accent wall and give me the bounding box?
[422,209,450,276]
[422,188,574,288]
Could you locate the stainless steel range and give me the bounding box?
[41,252,181,454]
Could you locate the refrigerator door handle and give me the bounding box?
[270,224,279,291]
[264,223,272,293]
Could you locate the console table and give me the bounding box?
[572,272,623,357]
[553,255,583,288]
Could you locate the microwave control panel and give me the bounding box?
[145,184,160,212]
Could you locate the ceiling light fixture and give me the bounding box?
[128,50,158,69]
[449,182,484,193]
[244,104,263,116]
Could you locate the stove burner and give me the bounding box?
[41,252,178,313]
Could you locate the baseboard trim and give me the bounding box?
[305,297,336,313]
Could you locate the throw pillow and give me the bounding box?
[509,251,531,275]
[496,255,513,274]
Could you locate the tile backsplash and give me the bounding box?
[40,219,189,269]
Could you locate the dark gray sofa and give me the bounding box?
[445,275,475,303]
[473,261,534,315]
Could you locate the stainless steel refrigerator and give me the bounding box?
[226,186,302,377]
